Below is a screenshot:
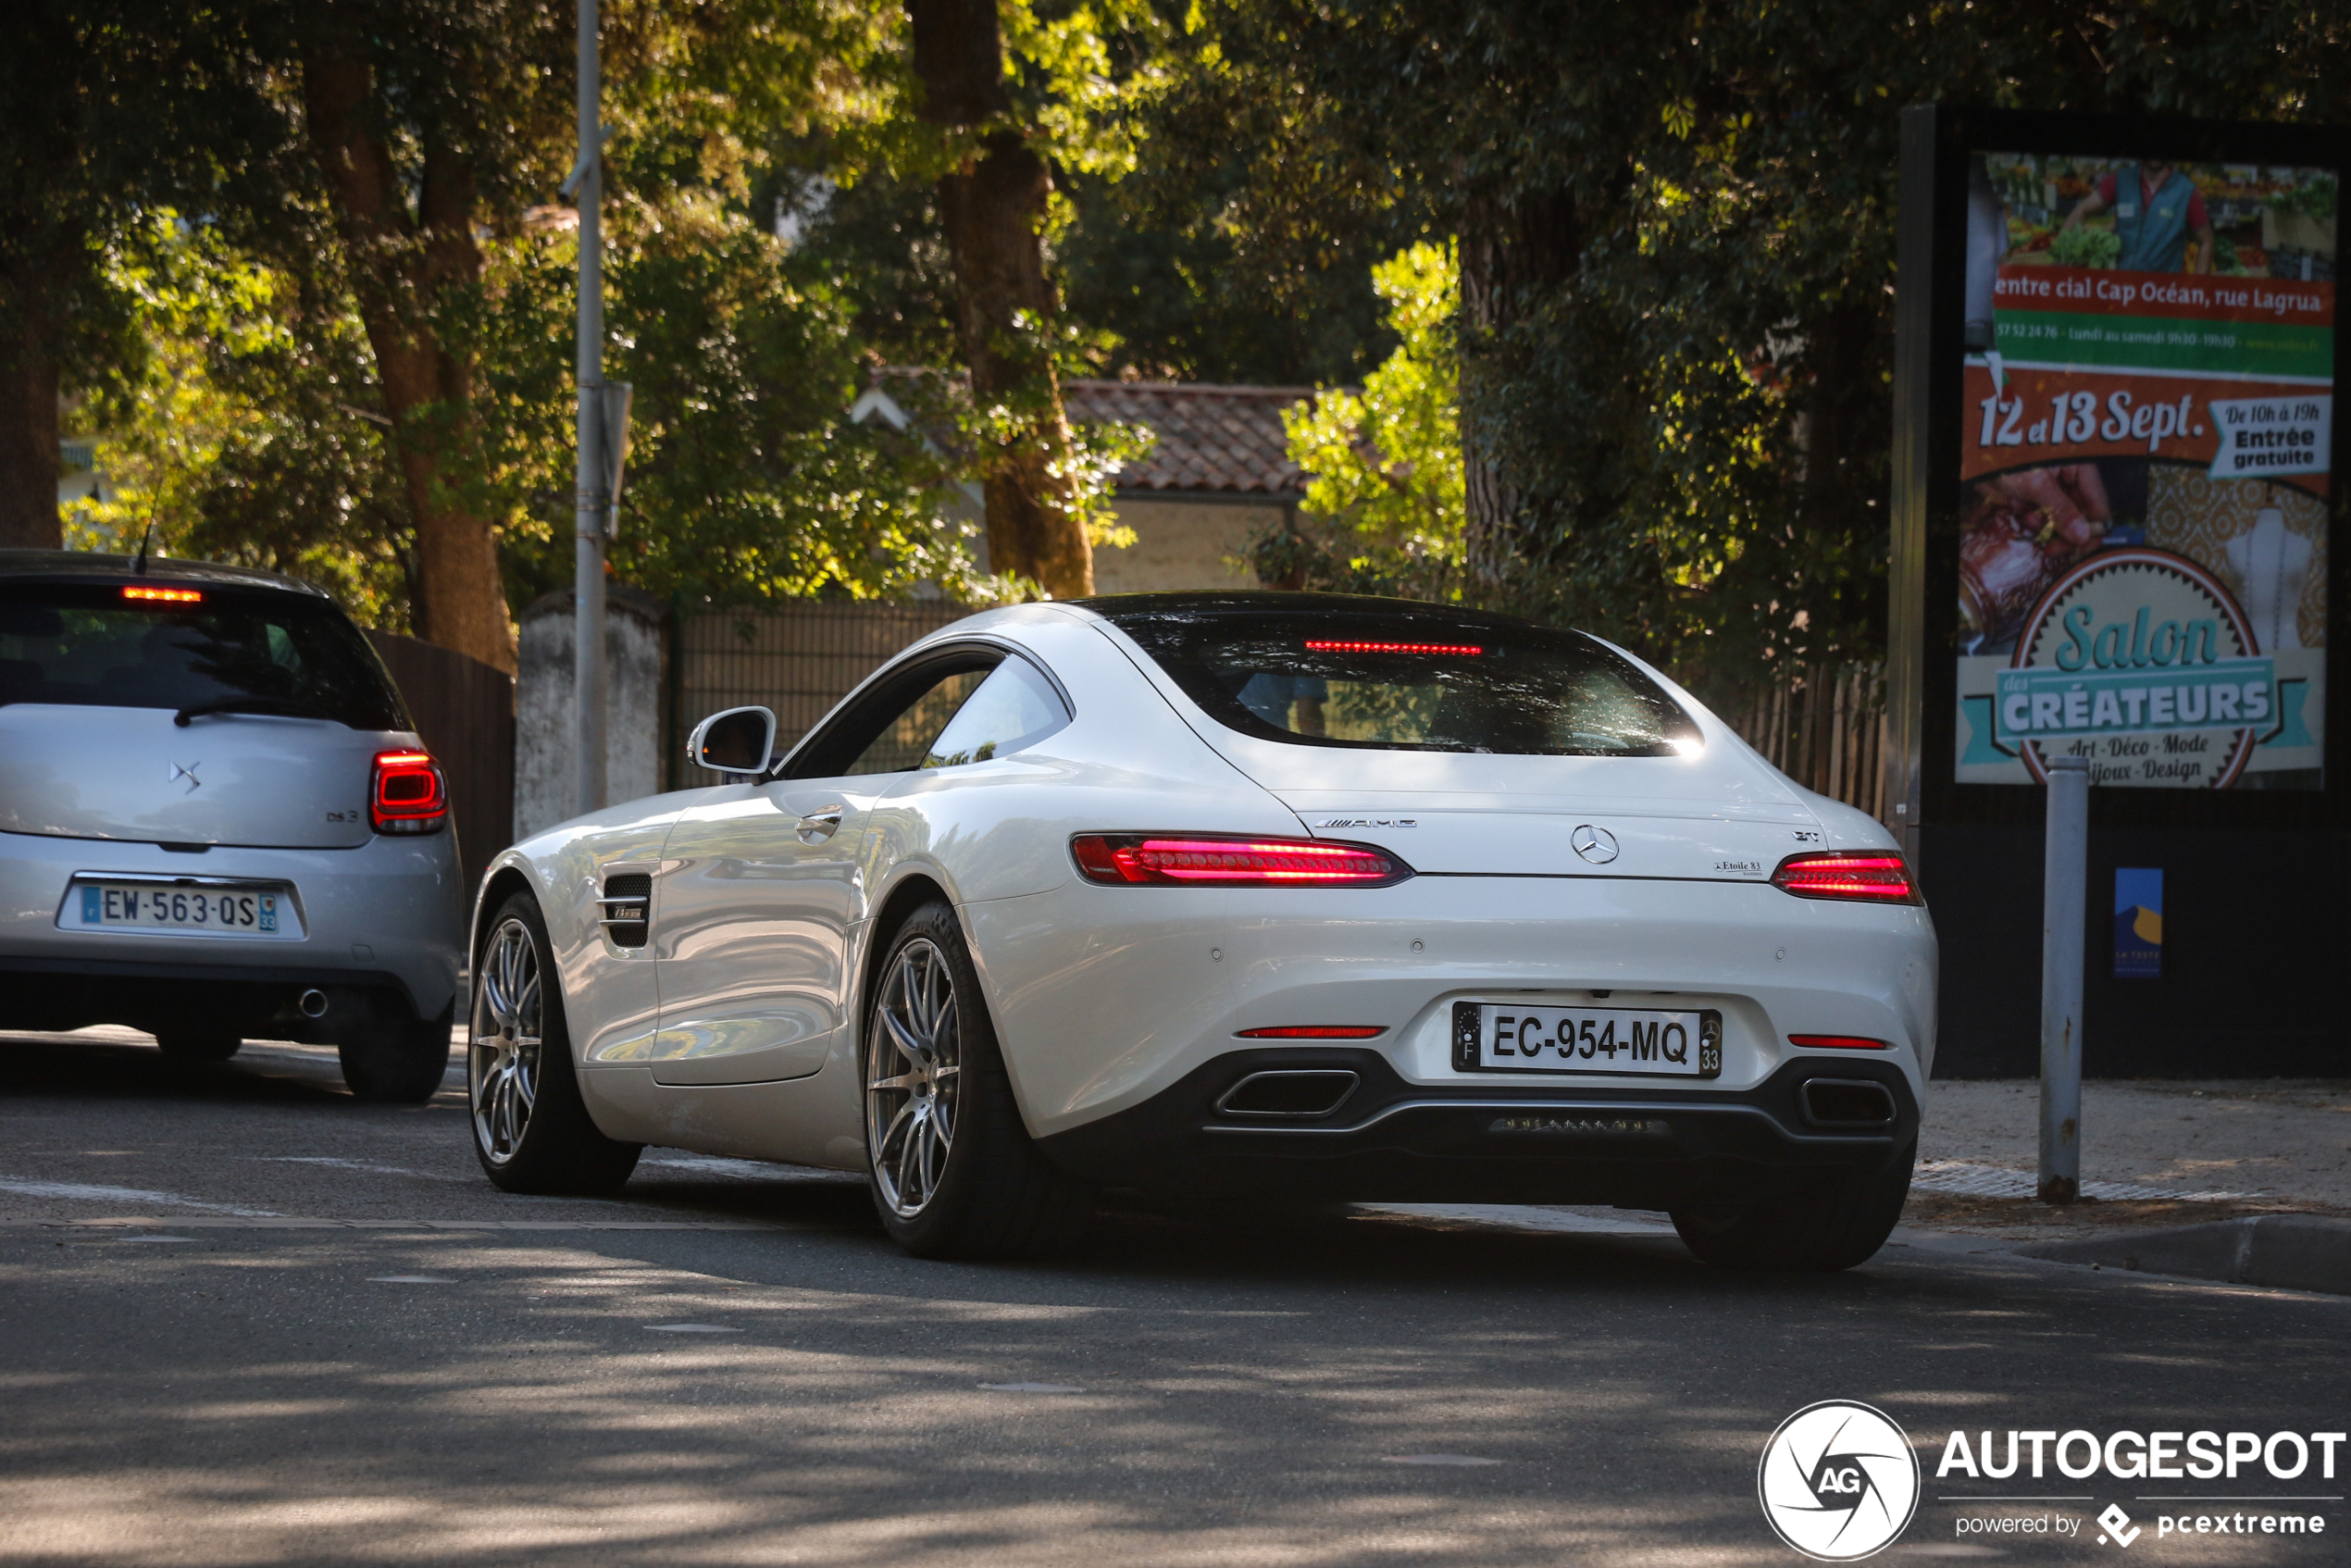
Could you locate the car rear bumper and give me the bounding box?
[961,872,1936,1139]
[1035,1048,1918,1208]
[0,828,464,1031]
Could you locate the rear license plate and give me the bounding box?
[1452,1001,1722,1077]
[63,881,299,939]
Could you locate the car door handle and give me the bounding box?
[796,806,844,843]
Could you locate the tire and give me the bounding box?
[468,893,641,1193]
[1671,1140,1916,1272]
[155,1031,242,1064]
[339,1014,454,1104]
[863,902,1093,1259]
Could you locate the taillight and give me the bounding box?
[1071,834,1411,887]
[1771,851,1919,904]
[1237,1026,1387,1039]
[371,750,448,835]
[1788,1034,1892,1051]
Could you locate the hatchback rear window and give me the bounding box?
[0,580,409,731]
[1096,597,1698,757]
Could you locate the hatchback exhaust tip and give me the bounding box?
[298,989,330,1019]
[1799,1077,1896,1129]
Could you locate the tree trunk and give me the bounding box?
[296,15,516,672]
[1456,183,1583,595]
[0,306,61,549]
[907,0,1091,597]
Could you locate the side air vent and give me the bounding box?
[1799,1077,1896,1129]
[599,874,652,949]
[1215,1069,1360,1119]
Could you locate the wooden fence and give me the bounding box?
[367,630,516,890]
[1718,661,1888,822]
[667,600,975,789]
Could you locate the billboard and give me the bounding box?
[1953,153,2336,790]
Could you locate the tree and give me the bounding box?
[0,0,283,548]
[1176,0,2351,693]
[1268,240,1462,597]
[903,0,1096,596]
[62,0,993,640]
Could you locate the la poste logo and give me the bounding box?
[1759,1401,1922,1561]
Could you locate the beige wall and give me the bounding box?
[1091,497,1283,594]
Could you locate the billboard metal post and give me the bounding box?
[2038,754,2089,1203]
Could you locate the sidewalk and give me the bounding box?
[1909,1077,2351,1240]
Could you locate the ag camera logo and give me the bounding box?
[1760,1400,1922,1561]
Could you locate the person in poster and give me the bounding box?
[2057,158,2219,274]
[1955,152,2335,790]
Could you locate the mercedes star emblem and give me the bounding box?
[1571,824,1618,865]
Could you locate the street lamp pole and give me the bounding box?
[571,0,607,818]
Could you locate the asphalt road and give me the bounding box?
[2,1030,2345,1566]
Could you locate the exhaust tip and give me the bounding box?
[1800,1077,1896,1128]
[1215,1069,1359,1119]
[298,989,330,1019]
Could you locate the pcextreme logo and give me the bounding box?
[1759,1401,1922,1561]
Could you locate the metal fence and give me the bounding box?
[1719,661,1888,823]
[668,600,975,788]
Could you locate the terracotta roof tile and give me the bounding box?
[1063,380,1320,498]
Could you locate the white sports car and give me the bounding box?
[468,592,1934,1269]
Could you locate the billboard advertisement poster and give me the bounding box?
[1954,153,2337,790]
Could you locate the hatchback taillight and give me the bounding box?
[1771,852,1918,904]
[1071,834,1411,887]
[371,750,448,835]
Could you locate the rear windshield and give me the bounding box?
[1100,600,1698,757]
[0,580,409,731]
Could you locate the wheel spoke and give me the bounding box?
[879,1005,929,1067]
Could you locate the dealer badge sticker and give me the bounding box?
[1759,1400,1922,1561]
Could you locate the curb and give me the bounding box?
[2016,1213,2351,1297]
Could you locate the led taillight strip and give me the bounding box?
[1770,852,1920,904]
[1072,834,1412,888]
[1302,639,1482,656]
[123,585,202,604]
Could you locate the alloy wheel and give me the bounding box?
[866,937,963,1217]
[470,917,542,1164]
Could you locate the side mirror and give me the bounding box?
[687,706,777,777]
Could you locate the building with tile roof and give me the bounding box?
[853,376,1323,593]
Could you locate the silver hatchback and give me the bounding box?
[0,552,466,1101]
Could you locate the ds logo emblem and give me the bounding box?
[1758,1400,1921,1561]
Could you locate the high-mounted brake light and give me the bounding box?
[1771,852,1919,904]
[1788,1034,1893,1051]
[1072,834,1411,888]
[371,749,449,835]
[123,586,202,604]
[1237,1026,1387,1039]
[1303,639,1481,656]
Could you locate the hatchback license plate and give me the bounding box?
[1452,1001,1722,1077]
[65,881,298,939]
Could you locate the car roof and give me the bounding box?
[0,549,329,599]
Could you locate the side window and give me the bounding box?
[844,667,993,777]
[921,656,1069,767]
